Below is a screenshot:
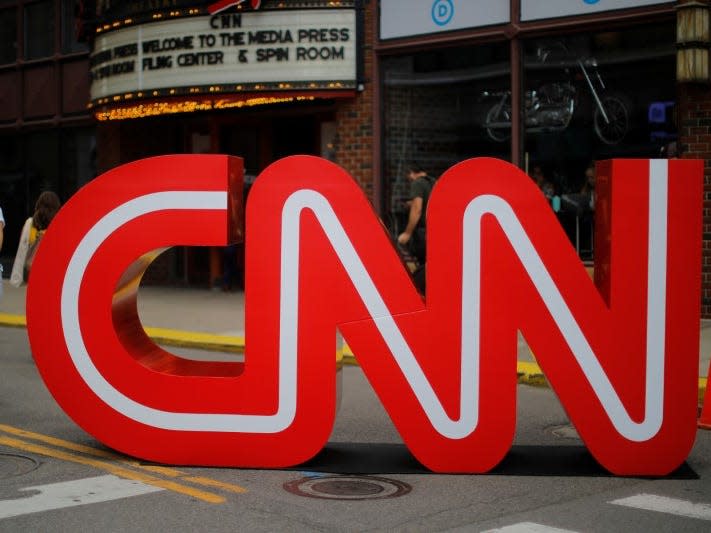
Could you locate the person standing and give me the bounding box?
[397,163,435,292]
[532,164,556,200]
[10,191,61,287]
[580,162,596,210]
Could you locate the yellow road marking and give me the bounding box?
[0,435,225,503]
[143,326,245,353]
[0,424,183,476]
[0,424,249,495]
[181,476,248,494]
[0,314,244,352]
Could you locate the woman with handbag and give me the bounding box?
[10,191,61,287]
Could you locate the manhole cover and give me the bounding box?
[549,424,581,440]
[0,452,40,479]
[284,475,411,500]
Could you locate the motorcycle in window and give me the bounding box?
[483,44,630,145]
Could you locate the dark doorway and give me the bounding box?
[220,123,261,178]
[272,116,318,159]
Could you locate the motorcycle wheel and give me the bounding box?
[485,104,512,142]
[593,95,630,145]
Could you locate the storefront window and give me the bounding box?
[61,127,96,192]
[520,23,676,258]
[0,7,16,64]
[0,133,24,268]
[382,42,510,234]
[61,0,88,54]
[0,127,95,268]
[221,126,260,179]
[25,131,60,203]
[24,0,54,60]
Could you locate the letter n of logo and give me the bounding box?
[27,155,701,475]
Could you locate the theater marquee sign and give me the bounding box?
[90,9,358,104]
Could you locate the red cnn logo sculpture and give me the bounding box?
[26,155,701,475]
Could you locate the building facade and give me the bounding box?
[3,0,711,315]
[0,0,95,273]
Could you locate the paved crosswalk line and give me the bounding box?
[0,424,247,495]
[482,522,578,532]
[0,435,225,503]
[611,494,711,521]
[0,475,163,519]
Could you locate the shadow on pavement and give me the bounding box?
[291,442,698,479]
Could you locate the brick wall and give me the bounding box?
[332,1,375,200]
[678,82,711,317]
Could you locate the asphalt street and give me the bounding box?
[1,322,711,532]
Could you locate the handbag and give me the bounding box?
[23,227,44,280]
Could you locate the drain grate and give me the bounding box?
[0,452,40,479]
[284,475,411,500]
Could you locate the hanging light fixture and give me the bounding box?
[677,0,711,82]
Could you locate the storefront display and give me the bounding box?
[381,42,510,233]
[520,27,676,256]
[378,1,677,262]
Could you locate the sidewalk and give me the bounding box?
[1,283,709,391]
[0,283,247,353]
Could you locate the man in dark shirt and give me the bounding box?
[397,163,434,268]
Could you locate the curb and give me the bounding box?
[342,349,549,386]
[0,313,246,353]
[144,326,245,354]
[1,312,707,402]
[0,313,27,328]
[0,312,344,367]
